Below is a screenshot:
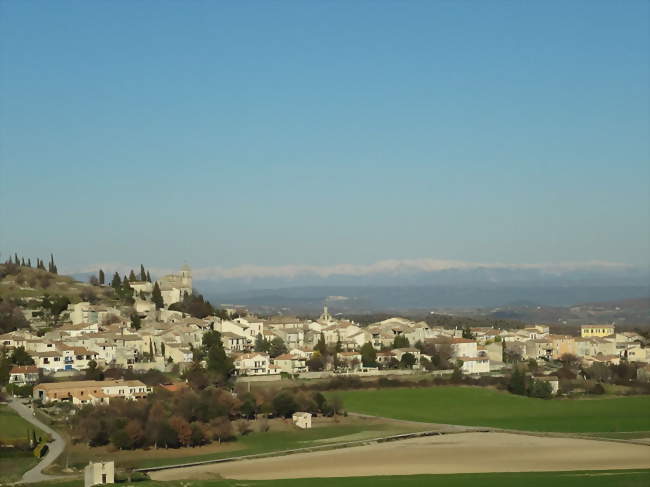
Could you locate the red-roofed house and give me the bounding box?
[273,354,307,374]
[9,365,39,386]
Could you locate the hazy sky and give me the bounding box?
[1,0,648,274]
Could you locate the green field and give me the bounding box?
[0,404,43,443]
[332,386,650,432]
[17,470,650,487]
[0,448,39,483]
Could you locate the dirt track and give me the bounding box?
[149,432,650,481]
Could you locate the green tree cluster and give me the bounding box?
[392,334,410,349]
[360,342,377,367]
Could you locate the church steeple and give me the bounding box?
[320,305,331,322]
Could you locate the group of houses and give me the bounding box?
[501,323,647,366]
[3,267,649,397]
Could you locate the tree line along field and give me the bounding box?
[332,386,650,433]
[18,470,650,487]
[50,415,425,472]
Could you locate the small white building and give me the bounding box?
[292,412,312,429]
[84,461,114,487]
[458,356,490,374]
[534,375,560,395]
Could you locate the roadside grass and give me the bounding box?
[332,386,650,432]
[51,416,426,471]
[0,448,39,483]
[0,405,44,443]
[15,469,650,487]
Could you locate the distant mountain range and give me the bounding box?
[195,264,649,314]
[69,262,649,316]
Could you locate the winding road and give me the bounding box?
[7,398,67,484]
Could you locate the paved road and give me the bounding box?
[7,398,67,483]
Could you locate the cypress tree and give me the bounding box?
[121,279,133,300]
[315,332,328,356]
[152,282,164,309]
[149,339,154,358]
[27,258,31,267]
[146,271,151,282]
[111,272,122,289]
[14,254,19,265]
[21,258,25,267]
[98,269,105,285]
[140,264,147,281]
[131,313,141,330]
[128,269,137,281]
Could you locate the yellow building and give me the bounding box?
[580,324,615,338]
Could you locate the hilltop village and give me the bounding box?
[1,262,649,406]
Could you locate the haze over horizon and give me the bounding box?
[1,1,649,277]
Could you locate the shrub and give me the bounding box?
[590,383,606,395]
[237,420,252,436]
[272,391,298,418]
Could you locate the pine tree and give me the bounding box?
[361,342,377,367]
[111,272,122,289]
[146,271,151,282]
[254,333,270,352]
[269,337,288,358]
[462,326,475,339]
[204,331,234,380]
[99,269,105,285]
[152,282,164,309]
[129,269,137,281]
[123,274,128,284]
[140,265,147,281]
[508,366,528,396]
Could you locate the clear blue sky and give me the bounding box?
[1,0,648,273]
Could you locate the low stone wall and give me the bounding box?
[299,369,454,380]
[236,375,284,383]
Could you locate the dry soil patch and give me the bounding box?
[149,432,650,481]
